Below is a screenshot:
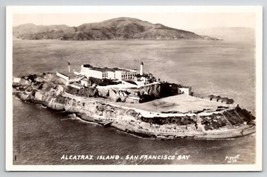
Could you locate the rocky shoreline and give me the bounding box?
[13,72,256,140]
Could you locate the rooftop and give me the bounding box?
[82,64,137,73]
[57,71,77,78]
[70,82,83,88]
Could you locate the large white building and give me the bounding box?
[79,64,139,81]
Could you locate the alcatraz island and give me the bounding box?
[13,61,256,140]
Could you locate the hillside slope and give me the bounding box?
[13,17,218,40]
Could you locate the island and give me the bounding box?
[12,62,256,140]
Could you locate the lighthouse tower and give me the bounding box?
[68,62,71,73]
[140,62,144,75]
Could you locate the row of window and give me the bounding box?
[121,73,136,80]
[101,72,137,79]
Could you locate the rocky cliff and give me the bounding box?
[13,72,256,139]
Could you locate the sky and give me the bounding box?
[13,12,256,31]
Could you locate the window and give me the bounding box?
[102,72,108,78]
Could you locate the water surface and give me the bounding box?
[13,39,256,165]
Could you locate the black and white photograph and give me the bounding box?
[6,6,262,171]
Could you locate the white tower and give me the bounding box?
[140,62,144,75]
[68,62,71,73]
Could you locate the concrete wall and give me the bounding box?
[115,70,122,80]
[80,67,103,79]
[107,71,115,79]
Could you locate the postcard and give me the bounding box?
[6,6,262,171]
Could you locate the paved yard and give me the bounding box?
[116,94,230,113]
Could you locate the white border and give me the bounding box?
[6,6,263,171]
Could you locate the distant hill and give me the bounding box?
[13,17,219,40]
[13,23,70,39]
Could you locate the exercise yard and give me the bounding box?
[116,94,231,113]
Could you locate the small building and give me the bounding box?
[179,87,192,96]
[34,91,43,101]
[69,83,83,90]
[125,95,140,103]
[80,78,88,87]
[56,72,69,81]
[13,77,21,83]
[56,71,84,84]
